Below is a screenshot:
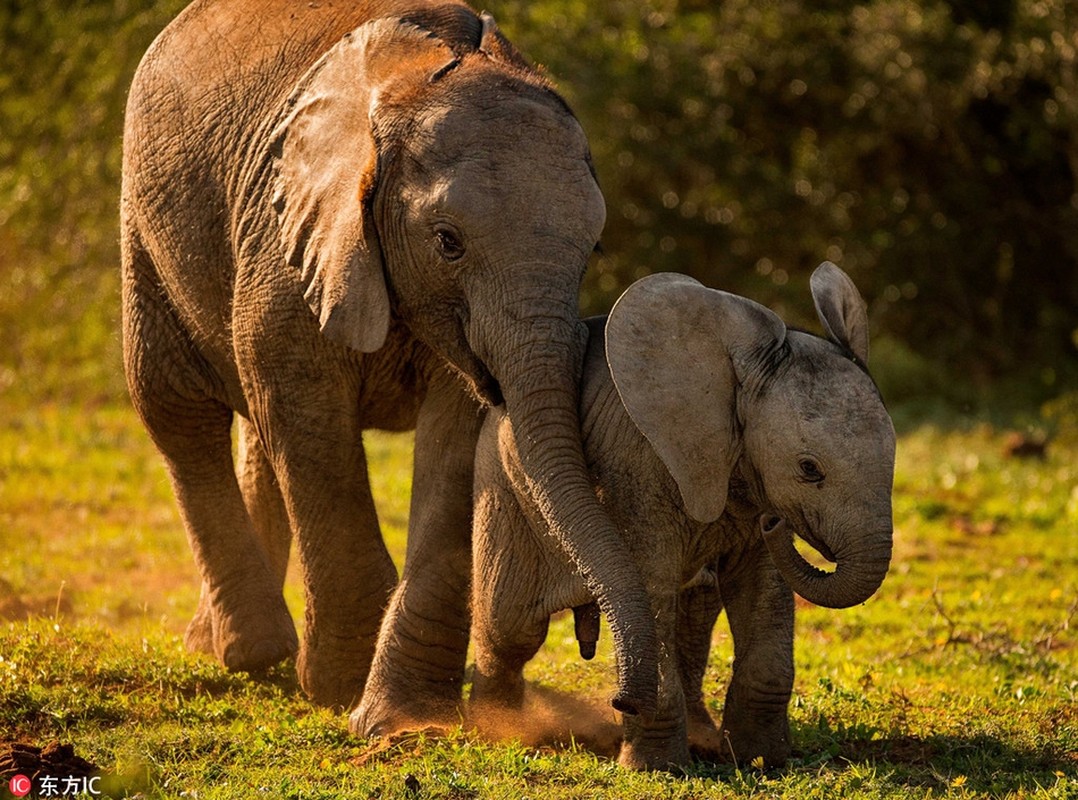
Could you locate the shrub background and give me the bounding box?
[2,0,1077,406]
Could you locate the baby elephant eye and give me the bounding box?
[798,458,825,484]
[434,226,465,262]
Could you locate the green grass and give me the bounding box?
[1,394,1076,798]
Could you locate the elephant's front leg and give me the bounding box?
[468,422,555,714]
[269,415,398,709]
[618,591,691,771]
[717,542,795,767]
[351,373,485,736]
[237,338,400,708]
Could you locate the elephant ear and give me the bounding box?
[810,261,870,365]
[270,20,455,352]
[606,273,787,523]
[477,12,533,69]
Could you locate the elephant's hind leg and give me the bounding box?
[236,415,293,590]
[187,416,296,657]
[676,565,726,759]
[122,241,297,671]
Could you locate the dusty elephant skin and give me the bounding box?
[120,0,659,732]
[470,263,896,770]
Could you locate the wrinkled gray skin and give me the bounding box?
[120,0,659,733]
[470,263,896,769]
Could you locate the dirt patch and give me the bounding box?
[350,684,623,766]
[467,684,623,758]
[0,740,99,786]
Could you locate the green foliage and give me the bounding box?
[489,0,1078,386]
[1,0,1076,411]
[0,0,186,404]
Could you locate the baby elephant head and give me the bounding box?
[606,263,896,608]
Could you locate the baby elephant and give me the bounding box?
[469,263,896,770]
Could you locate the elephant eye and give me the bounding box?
[798,458,825,484]
[434,226,465,262]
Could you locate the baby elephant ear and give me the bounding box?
[606,273,786,524]
[810,261,870,365]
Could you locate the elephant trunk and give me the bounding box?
[760,515,892,609]
[484,297,659,716]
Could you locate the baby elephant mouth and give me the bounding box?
[760,514,891,609]
[800,529,837,564]
[761,515,836,564]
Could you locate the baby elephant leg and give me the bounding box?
[469,454,551,711]
[618,591,691,771]
[717,543,795,767]
[675,565,727,758]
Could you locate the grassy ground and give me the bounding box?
[0,392,1075,799]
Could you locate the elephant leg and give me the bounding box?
[122,244,297,671]
[675,564,726,759]
[351,372,485,735]
[236,414,293,589]
[249,390,397,708]
[717,541,794,767]
[286,443,395,709]
[468,442,552,712]
[188,416,294,650]
[231,273,402,708]
[618,591,691,771]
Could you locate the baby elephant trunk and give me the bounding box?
[760,515,892,608]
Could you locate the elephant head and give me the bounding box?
[606,263,895,609]
[269,11,657,713]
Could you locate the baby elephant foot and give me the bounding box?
[685,705,727,761]
[717,710,791,768]
[186,585,298,673]
[469,664,527,712]
[618,714,691,771]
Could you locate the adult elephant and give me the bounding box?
[120,0,657,732]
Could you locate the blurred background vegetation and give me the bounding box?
[2,0,1076,416]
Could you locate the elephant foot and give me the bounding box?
[184,586,298,673]
[716,712,791,768]
[686,706,726,761]
[349,604,469,736]
[298,630,377,710]
[183,593,216,656]
[617,737,691,772]
[618,715,691,772]
[349,659,463,737]
[349,690,459,739]
[469,664,527,712]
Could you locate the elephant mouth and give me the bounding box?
[446,355,503,407]
[765,515,836,564]
[474,369,504,407]
[800,531,837,564]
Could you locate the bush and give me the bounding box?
[2,0,1075,407]
[492,0,1078,389]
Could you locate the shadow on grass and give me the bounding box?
[804,731,1076,795]
[669,722,1076,794]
